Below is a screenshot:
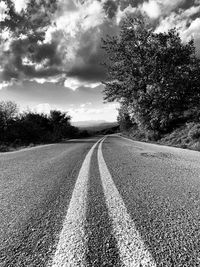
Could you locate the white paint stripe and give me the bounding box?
[51,138,102,267]
[98,137,156,267]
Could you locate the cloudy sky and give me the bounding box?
[0,0,200,121]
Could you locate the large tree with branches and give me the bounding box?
[102,16,200,133]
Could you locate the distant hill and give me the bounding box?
[72,121,119,133]
[72,120,107,128]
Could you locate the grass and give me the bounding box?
[122,122,200,151]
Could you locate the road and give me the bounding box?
[1,135,200,266]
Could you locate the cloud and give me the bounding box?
[33,102,118,122]
[0,81,12,90]
[13,0,28,13]
[0,0,109,85]
[64,77,100,91]
[0,36,65,82]
[68,102,119,122]
[34,103,52,114]
[65,26,108,82]
[116,4,137,24]
[182,18,200,56]
[0,80,104,107]
[140,0,193,20]
[141,1,161,19]
[0,0,61,83]
[153,2,200,56]
[103,0,118,19]
[0,80,118,121]
[140,0,198,57]
[48,1,121,82]
[0,1,8,21]
[1,0,200,88]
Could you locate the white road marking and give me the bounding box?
[51,138,102,267]
[98,137,156,267]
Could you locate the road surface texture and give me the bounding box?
[1,135,200,266]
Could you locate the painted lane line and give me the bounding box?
[51,138,102,267]
[98,137,156,267]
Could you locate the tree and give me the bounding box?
[0,101,18,141]
[0,101,81,147]
[117,101,134,131]
[49,110,72,141]
[17,112,51,144]
[102,16,200,133]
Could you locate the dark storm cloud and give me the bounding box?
[67,19,119,82]
[67,28,106,81]
[0,0,63,82]
[1,36,64,81]
[119,0,144,9]
[68,64,106,82]
[1,0,200,86]
[179,0,196,10]
[1,0,133,85]
[103,0,118,19]
[33,42,62,65]
[65,0,200,83]
[0,0,25,33]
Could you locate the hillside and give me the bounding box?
[72,121,119,133]
[122,122,200,152]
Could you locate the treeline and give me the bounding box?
[0,101,89,149]
[102,16,200,141]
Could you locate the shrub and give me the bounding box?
[190,141,200,151]
[145,130,161,141]
[0,144,9,152]
[188,124,200,140]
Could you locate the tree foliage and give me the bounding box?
[0,101,18,140]
[117,101,133,131]
[102,16,200,133]
[0,101,87,147]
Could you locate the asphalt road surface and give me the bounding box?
[1,135,200,266]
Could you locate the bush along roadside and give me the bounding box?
[101,15,200,151]
[121,122,200,152]
[0,101,90,152]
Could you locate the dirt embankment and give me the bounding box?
[122,122,200,151]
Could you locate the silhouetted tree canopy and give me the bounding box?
[0,101,88,147]
[0,101,18,140]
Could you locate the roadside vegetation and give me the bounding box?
[102,15,200,150]
[0,101,89,152]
